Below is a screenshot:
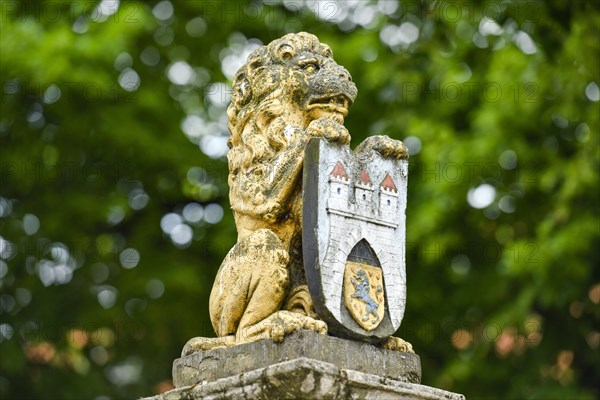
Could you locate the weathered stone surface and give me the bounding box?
[144,357,464,400]
[182,32,413,355]
[173,330,421,388]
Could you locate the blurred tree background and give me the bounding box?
[1,0,598,399]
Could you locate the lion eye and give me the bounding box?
[303,63,319,74]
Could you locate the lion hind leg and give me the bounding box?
[198,230,328,353]
[210,229,290,338]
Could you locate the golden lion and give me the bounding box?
[183,33,410,355]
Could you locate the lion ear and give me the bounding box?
[320,44,333,58]
[276,43,295,61]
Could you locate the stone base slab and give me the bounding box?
[145,357,464,400]
[141,331,465,399]
[172,330,421,387]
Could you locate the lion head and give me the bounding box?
[226,32,358,179]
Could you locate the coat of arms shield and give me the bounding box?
[303,138,408,341]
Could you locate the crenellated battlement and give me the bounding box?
[327,161,400,228]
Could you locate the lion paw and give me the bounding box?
[269,311,328,343]
[181,335,235,356]
[306,117,351,145]
[355,135,408,160]
[382,336,414,353]
[237,310,328,344]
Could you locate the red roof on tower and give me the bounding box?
[358,169,372,185]
[380,173,397,192]
[329,161,348,179]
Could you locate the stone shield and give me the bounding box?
[303,138,408,341]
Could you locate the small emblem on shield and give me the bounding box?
[343,261,385,331]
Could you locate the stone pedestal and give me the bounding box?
[144,331,464,400]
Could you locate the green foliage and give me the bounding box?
[1,1,598,398]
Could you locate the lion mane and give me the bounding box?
[226,32,335,184]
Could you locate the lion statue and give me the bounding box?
[183,32,410,356]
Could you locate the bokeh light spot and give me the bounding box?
[170,224,193,247]
[23,214,40,235]
[204,203,224,224]
[146,279,165,299]
[467,184,496,209]
[585,82,599,102]
[183,203,204,223]
[498,150,517,170]
[403,136,422,156]
[160,213,182,234]
[119,248,140,269]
